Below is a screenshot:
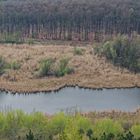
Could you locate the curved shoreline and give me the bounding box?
[0,83,140,94]
[0,85,140,114]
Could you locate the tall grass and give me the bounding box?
[38,58,54,77]
[38,58,74,77]
[55,58,74,77]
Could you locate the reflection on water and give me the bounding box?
[0,87,140,114]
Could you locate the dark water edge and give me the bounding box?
[0,87,140,114]
[0,85,140,94]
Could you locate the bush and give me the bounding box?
[55,58,74,77]
[74,47,84,55]
[38,58,74,77]
[93,119,123,138]
[117,131,135,140]
[0,111,48,140]
[38,58,54,77]
[47,113,67,137]
[131,125,140,138]
[95,35,140,72]
[100,132,115,140]
[0,111,140,140]
[26,130,36,140]
[61,115,93,140]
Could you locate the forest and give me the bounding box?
[0,0,140,42]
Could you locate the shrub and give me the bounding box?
[47,113,67,137]
[0,111,140,140]
[76,115,93,132]
[55,58,74,77]
[95,35,140,72]
[100,132,115,140]
[26,129,34,140]
[74,47,84,55]
[102,41,117,61]
[117,131,135,140]
[93,119,123,138]
[0,111,48,140]
[38,58,74,77]
[131,125,140,138]
[38,58,54,77]
[63,116,86,140]
[86,129,94,140]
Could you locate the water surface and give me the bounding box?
[0,87,140,114]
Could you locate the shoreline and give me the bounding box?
[0,83,140,94]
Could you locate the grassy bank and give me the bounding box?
[0,110,140,140]
[0,44,140,93]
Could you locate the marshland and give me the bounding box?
[0,0,140,139]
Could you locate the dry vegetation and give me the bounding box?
[0,44,140,93]
[87,109,140,126]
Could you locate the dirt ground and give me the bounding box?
[0,44,140,93]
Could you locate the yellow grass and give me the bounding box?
[0,44,140,93]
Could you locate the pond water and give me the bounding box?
[0,87,140,114]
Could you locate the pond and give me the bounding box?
[0,87,140,114]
